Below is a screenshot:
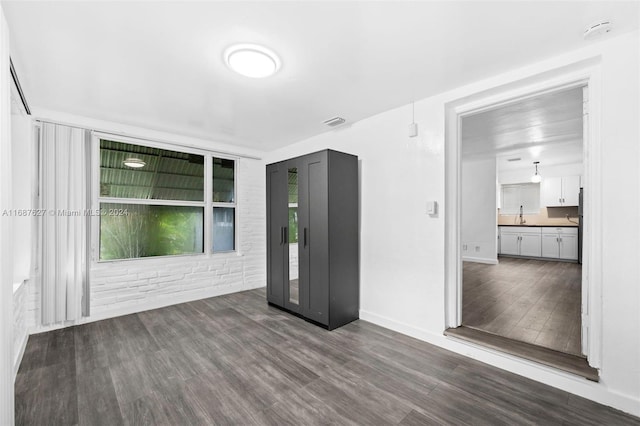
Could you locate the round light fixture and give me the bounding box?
[224,44,281,78]
[123,158,146,168]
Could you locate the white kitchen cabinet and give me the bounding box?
[541,176,581,207]
[499,232,520,255]
[498,227,541,257]
[541,227,579,261]
[520,234,543,257]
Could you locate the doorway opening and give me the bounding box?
[444,67,603,378]
[461,86,584,356]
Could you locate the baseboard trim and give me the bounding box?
[359,309,640,417]
[28,282,265,335]
[462,256,499,265]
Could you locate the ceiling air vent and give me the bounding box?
[507,157,522,162]
[323,116,346,127]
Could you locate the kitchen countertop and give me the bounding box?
[498,224,579,227]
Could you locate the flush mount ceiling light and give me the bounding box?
[224,44,281,78]
[531,161,542,183]
[123,157,146,168]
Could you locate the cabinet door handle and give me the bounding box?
[280,227,285,245]
[303,228,308,247]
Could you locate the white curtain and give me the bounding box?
[40,122,90,325]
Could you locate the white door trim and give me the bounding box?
[444,64,603,368]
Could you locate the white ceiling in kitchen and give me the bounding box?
[462,86,584,172]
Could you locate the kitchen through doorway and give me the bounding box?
[460,85,585,358]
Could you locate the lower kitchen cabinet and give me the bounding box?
[499,226,578,261]
[498,227,541,257]
[541,227,579,261]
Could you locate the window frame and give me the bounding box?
[211,155,237,253]
[91,132,238,263]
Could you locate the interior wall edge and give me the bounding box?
[359,309,640,418]
[12,326,26,379]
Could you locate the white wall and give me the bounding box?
[265,31,640,415]
[10,110,33,284]
[462,158,497,263]
[12,282,26,376]
[0,5,14,424]
[23,113,267,331]
[9,80,32,381]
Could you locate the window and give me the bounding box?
[98,139,236,260]
[212,157,235,252]
[500,183,540,215]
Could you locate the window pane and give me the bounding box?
[100,140,204,201]
[213,207,235,252]
[99,203,204,260]
[213,157,235,202]
[500,183,540,215]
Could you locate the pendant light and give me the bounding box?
[531,161,542,183]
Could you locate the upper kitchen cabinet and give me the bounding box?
[541,175,581,207]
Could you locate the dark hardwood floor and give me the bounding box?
[16,288,639,425]
[463,257,582,356]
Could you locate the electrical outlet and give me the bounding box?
[475,246,480,252]
[463,244,468,251]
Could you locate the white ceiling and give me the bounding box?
[462,86,584,172]
[3,1,638,151]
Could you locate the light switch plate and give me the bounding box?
[426,201,437,215]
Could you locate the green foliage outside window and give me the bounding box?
[99,204,204,260]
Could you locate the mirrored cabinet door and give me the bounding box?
[287,165,300,307]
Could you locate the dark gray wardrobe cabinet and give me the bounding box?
[266,149,359,330]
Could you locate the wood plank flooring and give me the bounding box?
[16,287,639,425]
[463,257,582,355]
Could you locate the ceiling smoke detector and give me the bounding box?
[323,116,346,127]
[583,21,612,40]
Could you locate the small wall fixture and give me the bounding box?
[123,158,146,168]
[224,44,281,78]
[531,161,542,183]
[409,101,418,138]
